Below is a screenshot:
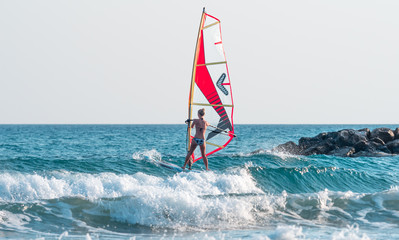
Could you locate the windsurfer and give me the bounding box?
[182,108,210,170]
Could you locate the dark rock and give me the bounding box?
[316,132,328,140]
[302,146,322,155]
[367,141,383,152]
[358,128,371,139]
[370,128,395,143]
[335,130,350,147]
[273,127,399,157]
[335,129,367,147]
[354,140,388,153]
[377,144,391,154]
[394,128,399,140]
[302,140,335,156]
[370,137,385,145]
[386,139,399,154]
[327,147,355,157]
[298,136,321,149]
[354,140,368,152]
[352,151,392,157]
[273,141,301,155]
[325,131,339,139]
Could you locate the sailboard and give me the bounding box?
[142,156,200,173]
[187,8,235,163]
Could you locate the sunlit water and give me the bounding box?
[0,124,398,239]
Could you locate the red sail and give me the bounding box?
[187,11,235,163]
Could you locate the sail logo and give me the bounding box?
[216,73,228,95]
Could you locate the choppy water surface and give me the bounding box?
[0,124,398,239]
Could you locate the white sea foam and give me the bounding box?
[269,225,304,240]
[1,166,399,232]
[332,224,370,240]
[0,210,31,232]
[97,169,269,230]
[317,189,333,211]
[85,233,92,240]
[132,149,161,161]
[0,169,261,201]
[58,231,68,239]
[0,168,268,230]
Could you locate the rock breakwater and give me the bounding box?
[273,127,399,157]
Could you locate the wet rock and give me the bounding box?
[370,137,385,145]
[335,129,367,147]
[394,128,399,140]
[352,151,392,157]
[302,141,335,156]
[354,140,368,152]
[358,128,371,139]
[299,136,321,149]
[376,144,391,154]
[327,147,355,157]
[354,141,388,153]
[273,127,399,157]
[386,139,399,154]
[370,128,395,143]
[273,141,301,155]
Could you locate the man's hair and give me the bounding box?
[198,108,205,116]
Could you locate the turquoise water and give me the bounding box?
[0,124,399,239]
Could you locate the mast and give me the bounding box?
[187,8,206,151]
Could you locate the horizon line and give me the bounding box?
[0,123,398,125]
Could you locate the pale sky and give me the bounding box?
[1,0,398,124]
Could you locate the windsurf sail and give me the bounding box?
[187,8,235,163]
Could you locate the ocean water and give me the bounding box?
[0,124,399,240]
